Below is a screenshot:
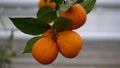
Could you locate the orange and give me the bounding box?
[57,31,82,58]
[42,28,52,38]
[32,37,58,64]
[60,4,87,29]
[38,0,56,9]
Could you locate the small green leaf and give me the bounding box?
[60,0,77,11]
[54,17,73,32]
[76,0,84,3]
[69,0,78,3]
[51,0,63,5]
[60,4,72,12]
[80,0,96,14]
[23,36,43,54]
[37,6,57,23]
[9,17,50,35]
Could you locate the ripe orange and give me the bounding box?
[57,31,82,58]
[32,37,58,64]
[38,0,56,9]
[42,28,52,38]
[60,4,87,29]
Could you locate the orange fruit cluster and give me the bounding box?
[32,30,82,64]
[32,0,87,65]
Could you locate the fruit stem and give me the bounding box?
[51,26,57,42]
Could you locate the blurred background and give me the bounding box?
[0,0,120,68]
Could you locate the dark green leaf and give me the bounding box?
[80,0,96,14]
[54,17,73,32]
[37,6,57,23]
[60,0,77,11]
[23,36,43,54]
[9,17,50,35]
[51,0,63,5]
[76,0,84,3]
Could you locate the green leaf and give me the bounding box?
[54,17,73,32]
[23,36,43,54]
[51,0,63,5]
[60,0,77,11]
[37,6,57,23]
[60,4,72,12]
[9,17,50,35]
[76,0,84,3]
[69,0,78,3]
[80,0,96,14]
